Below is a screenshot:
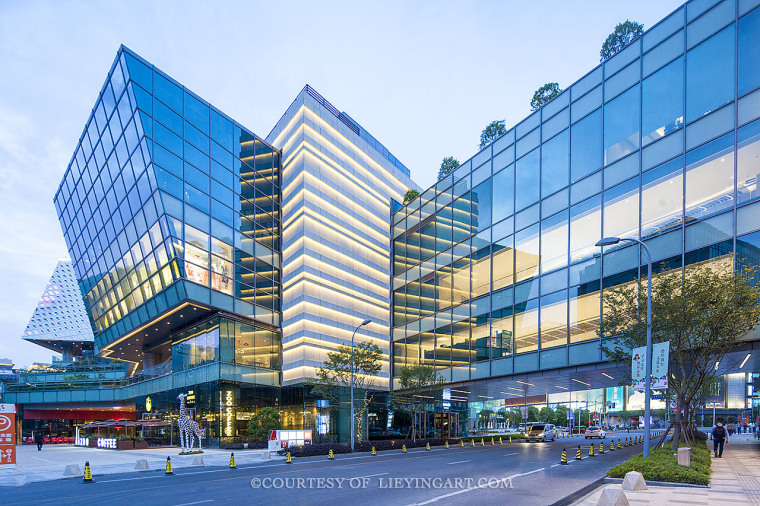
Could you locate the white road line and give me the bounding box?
[504,453,519,456]
[551,464,560,467]
[353,472,389,479]
[447,460,470,465]
[172,500,214,506]
[411,467,545,505]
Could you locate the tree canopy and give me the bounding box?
[437,156,460,181]
[600,20,644,61]
[600,258,760,449]
[403,189,420,204]
[530,82,562,111]
[391,364,445,440]
[246,407,281,441]
[479,120,506,149]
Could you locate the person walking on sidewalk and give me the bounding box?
[711,417,728,458]
[34,431,44,451]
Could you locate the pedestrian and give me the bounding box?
[743,423,748,434]
[34,431,44,451]
[711,417,728,458]
[727,421,734,435]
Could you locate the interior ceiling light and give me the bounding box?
[601,373,614,380]
[740,353,750,369]
[571,378,591,387]
[515,380,534,386]
[554,385,569,390]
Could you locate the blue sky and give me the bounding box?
[0,0,684,367]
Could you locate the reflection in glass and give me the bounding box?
[516,149,540,210]
[642,57,684,145]
[540,290,567,348]
[604,85,640,165]
[685,134,735,221]
[641,157,683,238]
[603,178,639,241]
[540,210,569,273]
[514,224,539,282]
[541,130,569,197]
[738,7,760,96]
[686,25,734,122]
[492,235,514,291]
[737,120,760,205]
[569,289,600,343]
[514,299,538,353]
[570,194,602,263]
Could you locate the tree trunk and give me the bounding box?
[672,395,683,451]
[657,420,674,449]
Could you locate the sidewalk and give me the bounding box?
[573,434,760,505]
[0,444,282,487]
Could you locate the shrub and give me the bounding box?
[219,437,268,450]
[607,441,711,485]
[246,407,281,441]
[277,438,457,457]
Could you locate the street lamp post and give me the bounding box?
[350,319,372,452]
[596,236,653,457]
[594,394,605,428]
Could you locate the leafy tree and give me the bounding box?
[311,341,383,445]
[538,406,555,423]
[391,364,445,441]
[246,407,281,441]
[403,189,420,204]
[437,156,460,181]
[507,408,523,429]
[527,406,540,422]
[600,20,644,61]
[530,82,562,111]
[479,120,506,149]
[601,259,760,450]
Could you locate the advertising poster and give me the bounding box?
[652,341,670,389]
[631,346,647,391]
[0,404,16,466]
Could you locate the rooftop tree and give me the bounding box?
[437,156,460,181]
[479,120,506,149]
[530,82,562,111]
[600,20,644,61]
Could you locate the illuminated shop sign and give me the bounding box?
[97,438,117,449]
[145,396,152,412]
[75,427,88,447]
[221,390,234,437]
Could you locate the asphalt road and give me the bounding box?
[2,431,649,506]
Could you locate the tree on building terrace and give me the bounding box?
[600,20,644,61]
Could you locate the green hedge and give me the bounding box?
[460,434,527,443]
[607,441,711,485]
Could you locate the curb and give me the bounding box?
[549,476,606,506]
[603,477,709,488]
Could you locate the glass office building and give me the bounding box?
[391,0,760,404]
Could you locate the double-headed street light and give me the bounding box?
[350,319,372,452]
[595,236,653,457]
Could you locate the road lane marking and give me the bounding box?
[411,467,545,505]
[504,453,519,456]
[172,501,214,506]
[447,460,470,465]
[353,472,389,479]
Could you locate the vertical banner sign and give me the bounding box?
[0,404,16,465]
[632,346,647,391]
[652,341,670,389]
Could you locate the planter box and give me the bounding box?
[133,441,149,450]
[88,439,97,448]
[117,440,134,450]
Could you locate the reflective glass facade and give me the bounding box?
[392,0,760,388]
[53,46,281,372]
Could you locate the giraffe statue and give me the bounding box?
[177,393,204,452]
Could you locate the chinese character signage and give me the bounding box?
[0,404,16,465]
[632,346,647,391]
[652,341,670,389]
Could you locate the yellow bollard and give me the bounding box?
[371,446,376,456]
[460,440,464,448]
[445,441,449,449]
[83,461,95,483]
[164,456,173,475]
[229,452,236,469]
[328,449,335,460]
[426,442,431,451]
[560,448,568,465]
[286,452,292,464]
[402,444,407,453]
[509,436,512,443]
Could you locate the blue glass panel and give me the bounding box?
[210,111,233,151]
[154,122,182,156]
[604,85,640,164]
[185,121,209,152]
[515,148,540,210]
[686,25,735,121]
[472,179,492,231]
[185,142,210,173]
[492,165,514,224]
[131,83,152,114]
[154,100,182,135]
[153,145,182,178]
[570,108,602,182]
[185,92,210,132]
[185,164,210,194]
[642,57,684,146]
[124,53,152,92]
[154,72,183,113]
[541,129,569,197]
[739,6,760,96]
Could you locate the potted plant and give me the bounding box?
[133,436,148,450]
[88,435,98,448]
[116,435,134,450]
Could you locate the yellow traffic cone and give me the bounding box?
[371,446,376,456]
[509,436,512,443]
[480,438,485,446]
[599,442,604,454]
[610,441,615,452]
[589,444,595,457]
[426,442,431,451]
[83,461,94,483]
[471,439,475,447]
[328,449,335,460]
[460,440,464,448]
[286,452,292,464]
[229,452,236,469]
[402,444,407,453]
[560,448,568,465]
[491,437,495,445]
[617,439,622,449]
[499,437,503,444]
[576,445,582,460]
[165,456,173,475]
[445,441,449,449]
